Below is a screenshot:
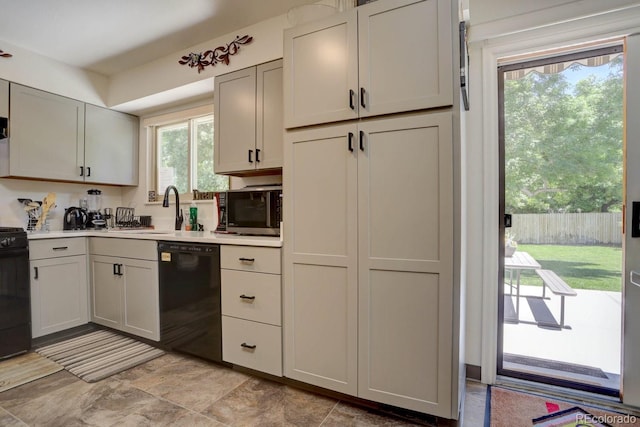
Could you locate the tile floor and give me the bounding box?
[0,351,488,426]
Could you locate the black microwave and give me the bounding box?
[218,185,282,236]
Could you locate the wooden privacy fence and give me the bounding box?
[512,213,622,245]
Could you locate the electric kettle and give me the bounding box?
[63,207,88,230]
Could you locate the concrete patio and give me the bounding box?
[503,284,621,389]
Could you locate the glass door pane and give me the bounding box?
[498,46,624,395]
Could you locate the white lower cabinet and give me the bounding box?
[222,316,282,376]
[29,238,89,338]
[89,238,159,341]
[220,245,282,376]
[284,112,457,417]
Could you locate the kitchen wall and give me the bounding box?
[464,0,640,376]
[0,178,123,231]
[0,2,340,231]
[470,0,638,41]
[109,0,351,112]
[108,14,289,111]
[0,40,108,107]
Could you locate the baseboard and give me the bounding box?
[466,364,482,381]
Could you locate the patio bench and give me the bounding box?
[535,269,577,328]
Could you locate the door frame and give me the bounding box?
[496,46,623,397]
[469,7,640,386]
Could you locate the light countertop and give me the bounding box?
[27,229,282,247]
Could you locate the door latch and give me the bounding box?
[504,214,512,228]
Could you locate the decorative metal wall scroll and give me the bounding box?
[178,35,253,73]
[0,49,12,58]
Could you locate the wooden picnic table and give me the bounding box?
[504,251,541,321]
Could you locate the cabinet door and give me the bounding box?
[85,104,138,185]
[122,259,159,341]
[283,123,358,395]
[358,0,453,117]
[256,60,284,170]
[30,255,88,338]
[283,10,359,128]
[0,79,7,117]
[90,255,122,328]
[214,67,257,174]
[357,112,454,417]
[8,83,84,181]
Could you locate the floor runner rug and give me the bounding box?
[0,352,63,393]
[36,330,164,383]
[486,385,638,427]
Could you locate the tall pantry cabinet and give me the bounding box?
[282,0,462,419]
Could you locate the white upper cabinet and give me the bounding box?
[256,60,284,171]
[215,66,257,174]
[284,11,359,128]
[0,83,139,185]
[358,0,453,117]
[215,59,283,175]
[5,83,85,182]
[284,0,453,128]
[85,104,138,185]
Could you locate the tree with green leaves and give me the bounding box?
[504,55,623,213]
[158,117,228,194]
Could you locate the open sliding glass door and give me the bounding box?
[498,45,624,396]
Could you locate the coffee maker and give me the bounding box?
[63,207,88,230]
[86,189,106,229]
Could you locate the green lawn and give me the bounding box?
[508,244,622,292]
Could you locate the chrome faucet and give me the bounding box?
[162,185,183,230]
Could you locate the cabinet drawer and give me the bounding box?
[29,238,86,260]
[222,316,282,376]
[221,246,280,274]
[89,237,156,260]
[222,270,281,326]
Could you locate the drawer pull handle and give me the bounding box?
[34,266,39,279]
[240,294,256,301]
[239,257,255,263]
[52,246,68,251]
[241,343,256,350]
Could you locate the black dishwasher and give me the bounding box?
[158,241,221,362]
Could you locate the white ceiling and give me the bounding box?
[0,0,318,76]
